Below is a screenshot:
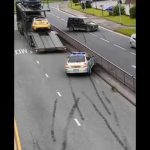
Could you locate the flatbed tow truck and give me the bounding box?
[16,1,66,52]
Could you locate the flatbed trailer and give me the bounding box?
[16,1,66,52]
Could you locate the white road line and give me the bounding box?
[56,16,60,19]
[49,6,75,17]
[113,44,126,51]
[98,26,130,38]
[131,65,136,69]
[30,51,33,53]
[57,91,61,97]
[61,18,65,21]
[130,52,136,55]
[36,60,39,64]
[100,38,110,43]
[74,118,81,126]
[45,73,49,78]
[90,33,98,37]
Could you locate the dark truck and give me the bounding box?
[67,17,98,32]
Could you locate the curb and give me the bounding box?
[94,67,136,106]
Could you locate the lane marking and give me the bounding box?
[36,60,39,64]
[57,91,61,97]
[74,118,81,126]
[130,52,136,55]
[131,65,136,69]
[56,16,60,19]
[100,38,110,43]
[45,73,49,78]
[61,18,65,21]
[113,44,126,51]
[90,33,98,37]
[21,49,28,54]
[49,6,75,17]
[98,26,130,38]
[14,119,22,150]
[15,50,22,55]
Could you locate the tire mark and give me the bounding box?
[82,91,128,150]
[68,77,84,121]
[51,99,58,142]
[102,91,131,150]
[30,132,42,150]
[61,99,79,150]
[89,76,111,115]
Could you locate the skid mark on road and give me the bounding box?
[61,99,79,150]
[68,77,84,121]
[30,132,42,150]
[81,91,129,150]
[89,76,111,115]
[51,99,58,142]
[102,91,131,150]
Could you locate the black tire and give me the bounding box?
[69,26,74,31]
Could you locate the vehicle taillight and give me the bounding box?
[82,63,88,67]
[65,64,69,68]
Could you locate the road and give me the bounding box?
[44,3,136,76]
[15,14,135,150]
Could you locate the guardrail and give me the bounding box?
[52,26,136,92]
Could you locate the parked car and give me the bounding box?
[32,16,51,31]
[67,17,98,32]
[21,0,41,8]
[65,52,95,75]
[130,33,136,48]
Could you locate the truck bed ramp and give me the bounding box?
[31,32,65,51]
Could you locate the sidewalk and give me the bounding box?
[58,1,136,105]
[59,1,135,32]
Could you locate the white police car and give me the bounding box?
[65,52,95,75]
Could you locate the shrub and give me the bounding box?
[72,0,79,3]
[130,5,136,18]
[81,1,92,9]
[112,5,125,16]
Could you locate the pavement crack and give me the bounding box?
[81,91,129,150]
[89,76,111,115]
[51,98,58,142]
[61,98,79,150]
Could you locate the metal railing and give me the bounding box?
[52,26,136,92]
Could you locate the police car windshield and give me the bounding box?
[68,55,85,63]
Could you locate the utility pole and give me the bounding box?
[118,0,122,24]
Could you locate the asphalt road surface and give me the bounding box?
[44,3,136,76]
[15,16,135,150]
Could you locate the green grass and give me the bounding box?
[70,3,136,26]
[115,28,136,36]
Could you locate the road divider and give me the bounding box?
[51,25,136,92]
